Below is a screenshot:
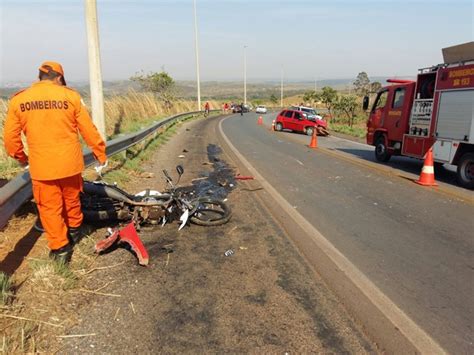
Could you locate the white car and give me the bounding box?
[255,105,267,114]
[290,105,323,120]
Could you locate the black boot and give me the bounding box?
[33,218,45,233]
[49,243,73,264]
[68,226,83,245]
[68,225,92,245]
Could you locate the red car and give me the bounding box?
[275,109,327,136]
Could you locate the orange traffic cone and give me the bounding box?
[415,148,438,186]
[309,127,318,148]
[257,116,263,125]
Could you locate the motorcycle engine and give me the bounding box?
[140,197,165,224]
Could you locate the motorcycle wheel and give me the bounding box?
[190,198,231,226]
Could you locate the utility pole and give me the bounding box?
[84,0,106,139]
[280,66,284,108]
[193,0,201,111]
[243,45,247,105]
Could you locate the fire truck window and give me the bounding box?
[285,111,294,118]
[372,91,388,112]
[420,78,435,99]
[392,88,405,109]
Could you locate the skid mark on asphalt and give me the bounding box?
[182,143,236,200]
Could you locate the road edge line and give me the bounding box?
[219,116,447,354]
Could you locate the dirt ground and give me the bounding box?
[1,116,376,353]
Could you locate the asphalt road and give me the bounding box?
[60,116,374,354]
[221,112,474,353]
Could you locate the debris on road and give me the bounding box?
[317,126,330,136]
[178,154,186,158]
[95,223,149,266]
[224,249,234,257]
[235,175,254,180]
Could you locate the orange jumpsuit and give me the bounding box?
[4,80,107,250]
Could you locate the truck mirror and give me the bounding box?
[362,96,369,111]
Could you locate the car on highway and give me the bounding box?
[232,104,251,113]
[231,104,241,113]
[275,108,327,136]
[255,105,267,114]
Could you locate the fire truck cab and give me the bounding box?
[364,42,474,189]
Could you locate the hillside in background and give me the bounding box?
[0,76,413,100]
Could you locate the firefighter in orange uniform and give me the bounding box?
[3,61,107,263]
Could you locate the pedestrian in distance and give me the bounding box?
[204,101,210,116]
[240,102,244,116]
[3,61,107,264]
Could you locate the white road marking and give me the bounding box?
[219,116,447,355]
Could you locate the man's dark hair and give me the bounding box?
[38,66,61,81]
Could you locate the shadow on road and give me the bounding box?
[336,148,461,187]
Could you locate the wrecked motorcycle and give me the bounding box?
[81,165,231,229]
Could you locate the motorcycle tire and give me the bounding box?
[190,198,231,226]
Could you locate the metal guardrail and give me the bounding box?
[0,110,207,230]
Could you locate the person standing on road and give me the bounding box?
[204,101,210,116]
[3,61,107,263]
[240,102,244,116]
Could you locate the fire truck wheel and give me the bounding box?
[375,136,391,162]
[456,153,474,189]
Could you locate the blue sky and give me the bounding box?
[0,0,472,84]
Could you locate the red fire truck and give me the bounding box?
[364,42,474,188]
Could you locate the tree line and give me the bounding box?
[129,69,383,128]
[303,72,382,127]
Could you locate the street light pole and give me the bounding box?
[84,0,105,139]
[193,0,201,111]
[280,66,284,108]
[243,45,247,105]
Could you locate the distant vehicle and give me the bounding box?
[289,105,323,120]
[233,104,250,113]
[275,108,327,136]
[364,42,474,188]
[255,105,267,114]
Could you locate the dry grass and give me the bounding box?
[0,233,108,353]
[0,91,221,179]
[0,272,13,305]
